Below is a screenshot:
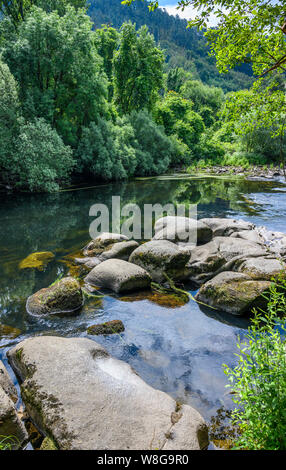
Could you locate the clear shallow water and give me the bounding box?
[0,174,286,425]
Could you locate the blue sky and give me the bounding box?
[158,1,220,25]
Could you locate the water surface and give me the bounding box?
[1,174,286,427]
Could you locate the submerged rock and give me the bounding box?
[8,336,208,450]
[129,240,190,282]
[26,277,83,316]
[85,259,151,293]
[0,361,18,403]
[0,323,21,340]
[0,386,28,449]
[87,320,125,335]
[195,271,271,316]
[19,251,55,271]
[153,216,212,245]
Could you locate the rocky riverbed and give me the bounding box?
[1,214,286,450]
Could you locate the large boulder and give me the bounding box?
[129,240,190,282]
[200,218,254,237]
[26,277,84,316]
[153,216,212,245]
[99,240,139,262]
[0,386,28,449]
[187,236,267,284]
[85,259,151,294]
[195,271,271,316]
[7,336,208,450]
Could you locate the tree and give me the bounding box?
[94,25,120,101]
[76,117,137,180]
[13,118,74,192]
[124,0,286,79]
[2,6,108,147]
[0,0,86,26]
[154,91,205,146]
[113,22,164,114]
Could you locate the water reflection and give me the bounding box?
[0,175,285,420]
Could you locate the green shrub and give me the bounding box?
[224,276,286,450]
[13,118,74,192]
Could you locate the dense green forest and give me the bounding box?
[0,0,285,192]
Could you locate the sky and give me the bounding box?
[158,1,220,26]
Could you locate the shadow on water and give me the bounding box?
[0,174,285,428]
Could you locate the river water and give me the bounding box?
[1,174,286,433]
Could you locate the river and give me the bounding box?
[1,173,286,441]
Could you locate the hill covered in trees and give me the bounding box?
[88,0,253,92]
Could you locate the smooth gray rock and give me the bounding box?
[7,336,208,450]
[230,230,265,245]
[74,257,101,268]
[153,216,212,245]
[99,240,139,262]
[187,236,267,284]
[0,361,17,403]
[85,259,151,293]
[237,256,286,280]
[26,277,84,316]
[195,271,271,316]
[0,386,28,449]
[200,218,254,237]
[129,240,190,282]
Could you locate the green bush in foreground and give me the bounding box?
[224,276,286,450]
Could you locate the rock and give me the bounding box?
[200,218,254,237]
[0,323,21,340]
[85,259,151,294]
[74,257,101,269]
[0,386,28,449]
[187,236,267,284]
[129,240,190,282]
[19,251,55,271]
[87,320,125,335]
[83,233,129,257]
[0,361,17,403]
[26,277,84,316]
[236,256,286,280]
[195,271,271,315]
[40,437,57,450]
[153,216,212,245]
[230,230,265,245]
[256,226,286,257]
[99,240,139,262]
[7,336,208,450]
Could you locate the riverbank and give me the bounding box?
[187,164,285,180]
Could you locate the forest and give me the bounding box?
[0,0,285,193]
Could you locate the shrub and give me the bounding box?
[224,276,286,450]
[76,117,137,180]
[13,118,74,192]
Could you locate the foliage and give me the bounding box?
[154,91,205,146]
[13,118,74,192]
[76,117,137,180]
[1,6,108,147]
[130,109,176,175]
[223,276,286,450]
[0,59,20,184]
[113,22,164,114]
[0,435,19,450]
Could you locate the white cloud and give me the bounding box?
[161,5,220,26]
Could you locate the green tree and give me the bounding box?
[94,25,120,100]
[113,22,164,114]
[76,117,137,180]
[0,59,20,186]
[2,6,108,147]
[13,118,74,192]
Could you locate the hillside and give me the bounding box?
[88,0,253,92]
